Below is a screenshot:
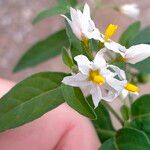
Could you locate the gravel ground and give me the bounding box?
[0,0,150,82]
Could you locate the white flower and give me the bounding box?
[110,65,139,99]
[98,24,125,54]
[119,4,140,19]
[62,51,125,107]
[61,3,100,42]
[112,44,150,64]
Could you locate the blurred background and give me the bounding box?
[0,0,150,89]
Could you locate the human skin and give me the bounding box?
[0,78,100,150]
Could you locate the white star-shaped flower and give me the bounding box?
[109,65,139,99]
[61,3,100,43]
[62,51,125,107]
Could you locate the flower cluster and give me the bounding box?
[62,4,150,107]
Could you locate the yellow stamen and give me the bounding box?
[89,70,105,84]
[124,83,139,92]
[104,24,118,41]
[93,75,105,84]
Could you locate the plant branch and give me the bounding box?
[82,41,94,60]
[101,101,124,126]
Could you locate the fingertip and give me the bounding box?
[0,78,15,97]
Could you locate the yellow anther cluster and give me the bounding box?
[125,83,139,92]
[104,24,118,41]
[89,70,105,84]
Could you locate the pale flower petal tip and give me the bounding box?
[83,3,90,17]
[125,44,150,64]
[118,3,140,19]
[74,55,91,75]
[93,50,107,68]
[90,85,102,108]
[121,4,140,19]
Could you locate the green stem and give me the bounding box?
[128,94,133,105]
[125,64,134,105]
[85,47,94,60]
[102,101,124,126]
[125,64,131,82]
[97,129,116,137]
[82,41,94,60]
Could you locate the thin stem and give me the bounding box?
[101,101,124,126]
[85,47,94,60]
[97,129,116,137]
[125,64,134,105]
[82,41,94,60]
[125,64,131,82]
[128,94,133,105]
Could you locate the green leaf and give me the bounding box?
[130,95,150,139]
[14,29,69,72]
[33,3,69,24]
[100,128,150,150]
[137,73,150,83]
[88,96,115,142]
[119,21,141,48]
[58,0,77,6]
[130,27,150,45]
[33,0,78,24]
[0,72,67,132]
[132,58,150,74]
[58,0,67,4]
[68,0,78,6]
[99,138,116,150]
[62,47,75,69]
[61,84,96,119]
[65,20,83,58]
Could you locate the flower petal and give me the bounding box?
[108,65,126,80]
[98,34,105,42]
[106,77,126,92]
[83,3,90,19]
[105,41,126,56]
[74,55,91,75]
[102,90,118,102]
[83,26,101,40]
[70,7,78,21]
[125,44,150,64]
[61,13,82,40]
[61,14,71,25]
[101,68,116,78]
[121,89,129,99]
[70,8,83,39]
[93,50,107,68]
[132,92,139,97]
[90,84,102,108]
[62,73,90,87]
